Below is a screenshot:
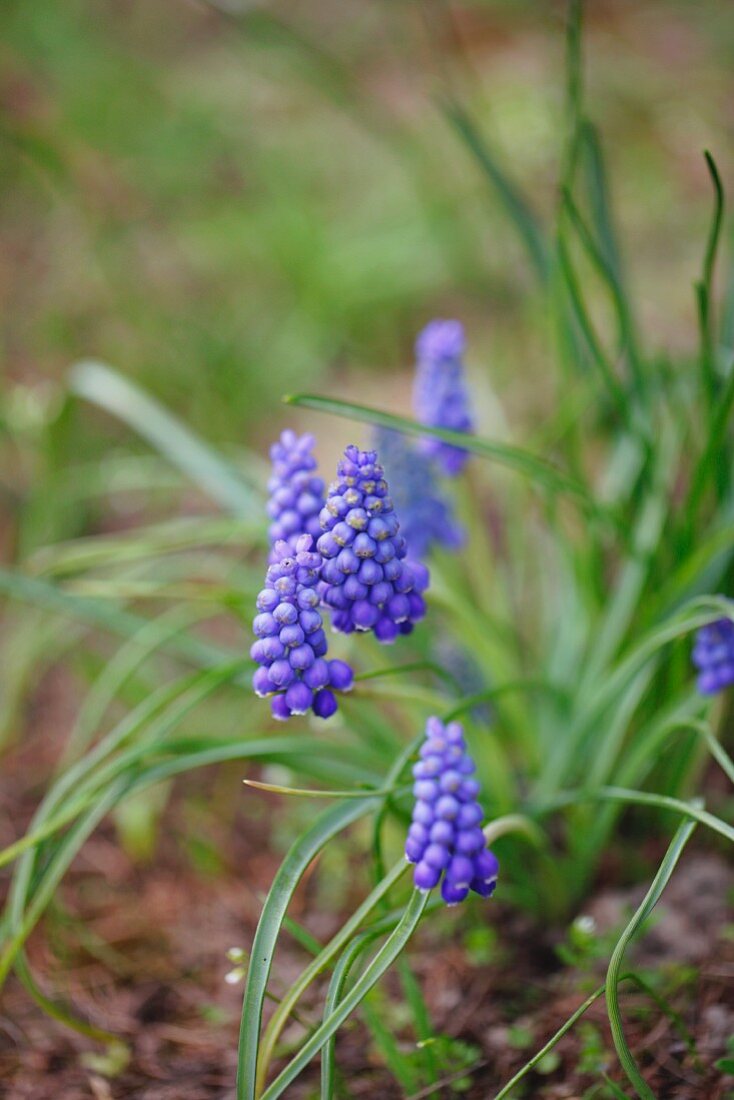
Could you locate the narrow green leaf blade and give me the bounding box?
[284,394,607,521]
[237,798,379,1100]
[605,820,697,1099]
[441,99,549,282]
[69,360,261,516]
[260,890,429,1100]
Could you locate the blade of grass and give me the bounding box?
[237,798,379,1100]
[562,191,644,398]
[69,360,261,516]
[581,121,625,295]
[397,955,439,1086]
[14,952,126,1051]
[284,394,610,525]
[557,234,630,426]
[29,516,262,577]
[0,775,134,986]
[362,989,423,1093]
[541,787,733,844]
[259,890,429,1100]
[0,567,236,669]
[540,594,734,793]
[440,99,549,282]
[695,152,725,409]
[320,930,383,1099]
[606,819,697,1099]
[680,355,734,549]
[257,858,409,1091]
[58,606,208,769]
[494,982,606,1099]
[493,968,688,1100]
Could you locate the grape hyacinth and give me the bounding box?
[406,716,499,906]
[251,535,354,720]
[266,431,325,560]
[373,427,464,559]
[692,615,734,695]
[317,445,430,644]
[413,319,474,476]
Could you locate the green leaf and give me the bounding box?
[321,931,382,1099]
[259,890,429,1100]
[605,819,697,1099]
[695,152,725,408]
[258,859,409,1093]
[562,191,644,398]
[29,516,262,578]
[69,360,261,516]
[0,566,235,670]
[0,775,134,986]
[539,595,734,793]
[581,121,625,295]
[284,394,609,523]
[494,983,606,1099]
[441,99,549,282]
[236,798,379,1100]
[542,786,734,845]
[557,233,630,426]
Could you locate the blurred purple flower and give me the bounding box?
[413,319,474,476]
[692,614,734,695]
[373,427,464,559]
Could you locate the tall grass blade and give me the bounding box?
[237,798,379,1099]
[284,394,608,522]
[695,151,725,406]
[605,819,697,1099]
[441,100,549,281]
[69,361,261,516]
[0,567,235,669]
[259,890,429,1100]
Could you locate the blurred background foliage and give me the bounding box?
[2,0,733,514]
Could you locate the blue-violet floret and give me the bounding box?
[406,716,498,906]
[267,430,325,559]
[251,534,353,720]
[692,615,734,695]
[373,427,464,558]
[413,319,473,476]
[317,444,429,644]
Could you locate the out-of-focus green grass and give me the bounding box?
[1,0,732,480]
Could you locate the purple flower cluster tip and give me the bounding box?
[266,431,325,560]
[373,427,464,559]
[413,319,474,476]
[692,616,734,695]
[406,717,498,906]
[251,535,353,720]
[317,445,430,644]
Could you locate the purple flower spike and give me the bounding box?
[692,612,734,695]
[317,445,430,643]
[373,427,464,559]
[413,319,474,476]
[405,716,498,906]
[251,534,353,720]
[267,431,325,559]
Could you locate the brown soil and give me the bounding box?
[1,667,733,1100]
